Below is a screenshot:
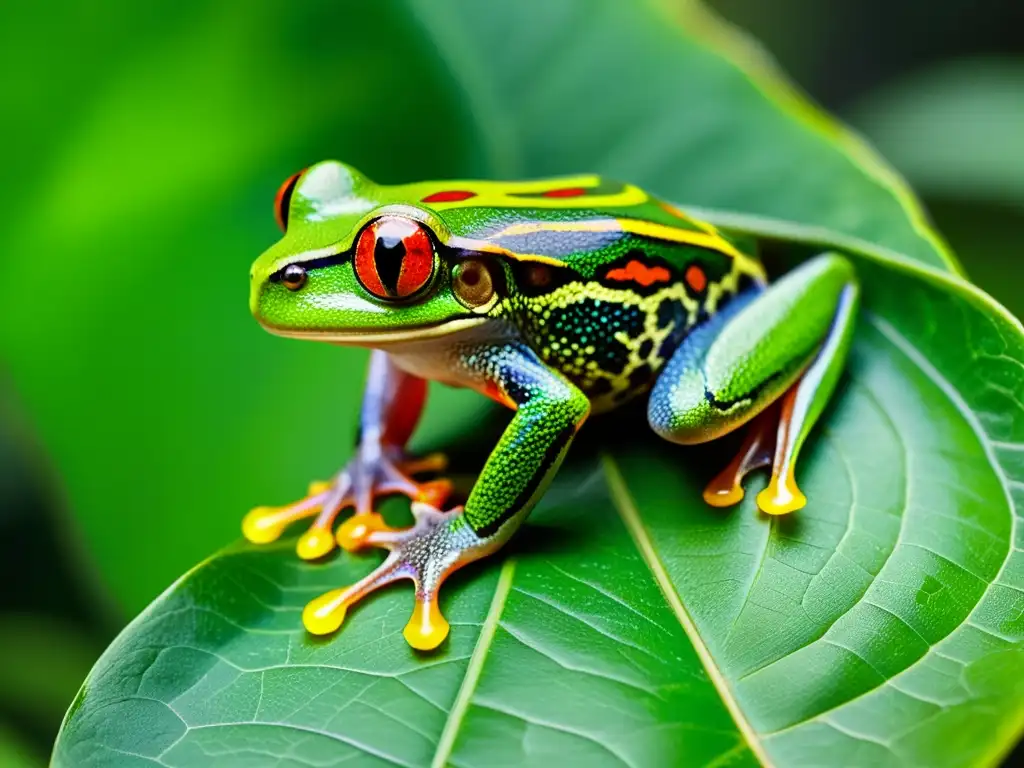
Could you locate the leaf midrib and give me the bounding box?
[594,306,1021,759]
[600,452,772,768]
[431,558,517,767]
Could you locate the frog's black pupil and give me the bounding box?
[374,234,406,295]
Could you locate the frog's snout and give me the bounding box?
[248,271,264,319]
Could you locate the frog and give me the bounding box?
[243,160,859,651]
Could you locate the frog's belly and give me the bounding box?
[383,322,519,396]
[388,348,473,390]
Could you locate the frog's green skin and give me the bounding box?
[244,161,859,650]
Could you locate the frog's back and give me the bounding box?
[413,175,767,411]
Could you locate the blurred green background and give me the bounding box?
[0,0,1021,764]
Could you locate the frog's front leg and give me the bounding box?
[242,350,451,560]
[649,254,859,515]
[302,343,590,650]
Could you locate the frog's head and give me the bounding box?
[249,161,504,346]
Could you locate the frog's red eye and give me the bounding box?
[354,217,436,301]
[273,169,305,232]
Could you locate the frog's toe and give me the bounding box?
[242,451,454,561]
[756,474,807,516]
[242,483,332,545]
[335,512,390,552]
[302,503,485,650]
[296,525,340,560]
[396,451,448,476]
[702,406,777,509]
[701,396,810,517]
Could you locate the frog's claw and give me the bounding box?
[242,450,451,561]
[303,503,487,650]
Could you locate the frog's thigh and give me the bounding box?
[648,253,859,513]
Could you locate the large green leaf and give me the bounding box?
[53,244,1024,766]
[25,0,1023,765]
[0,0,960,615]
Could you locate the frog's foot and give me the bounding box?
[303,503,490,650]
[242,450,452,561]
[702,386,809,517]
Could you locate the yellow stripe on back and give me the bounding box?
[449,217,763,277]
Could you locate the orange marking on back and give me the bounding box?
[685,264,708,293]
[605,259,672,287]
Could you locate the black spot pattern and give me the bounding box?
[656,297,682,330]
[517,294,647,380]
[629,363,654,390]
[656,298,695,366]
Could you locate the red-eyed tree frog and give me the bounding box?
[243,161,858,650]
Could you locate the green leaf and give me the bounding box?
[409,0,958,273]
[0,0,961,617]
[52,237,1024,766]
[850,58,1024,207]
[29,0,1023,765]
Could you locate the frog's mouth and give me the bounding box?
[260,316,488,347]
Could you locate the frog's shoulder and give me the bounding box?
[403,175,759,279]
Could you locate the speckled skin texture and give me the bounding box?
[244,162,859,649]
[453,343,590,535]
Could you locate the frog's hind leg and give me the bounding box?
[648,254,859,515]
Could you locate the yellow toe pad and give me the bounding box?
[756,481,806,516]
[303,589,348,635]
[403,600,449,651]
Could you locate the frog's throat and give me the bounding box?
[260,317,487,347]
